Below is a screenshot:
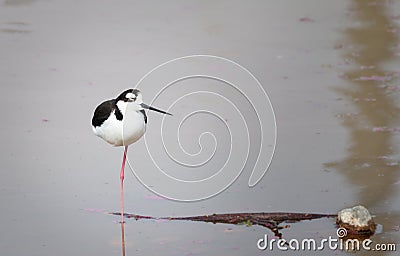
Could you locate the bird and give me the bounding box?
[92,88,171,222]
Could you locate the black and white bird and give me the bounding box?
[92,88,171,222]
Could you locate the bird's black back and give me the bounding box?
[92,99,123,127]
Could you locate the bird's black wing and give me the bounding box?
[92,99,116,127]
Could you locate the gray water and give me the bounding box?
[0,0,399,255]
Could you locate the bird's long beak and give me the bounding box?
[140,103,172,115]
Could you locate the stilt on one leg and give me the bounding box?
[120,146,128,223]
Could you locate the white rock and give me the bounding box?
[338,205,372,228]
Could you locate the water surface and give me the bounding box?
[0,0,399,255]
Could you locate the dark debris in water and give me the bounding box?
[299,17,315,23]
[111,212,336,238]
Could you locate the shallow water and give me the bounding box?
[0,0,399,255]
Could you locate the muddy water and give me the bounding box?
[327,0,400,254]
[0,0,399,255]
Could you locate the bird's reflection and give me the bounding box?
[120,220,126,256]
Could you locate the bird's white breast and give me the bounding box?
[93,103,146,147]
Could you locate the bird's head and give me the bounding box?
[116,89,172,116]
[117,89,143,104]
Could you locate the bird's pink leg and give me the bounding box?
[120,146,128,223]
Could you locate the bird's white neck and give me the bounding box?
[116,101,142,115]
